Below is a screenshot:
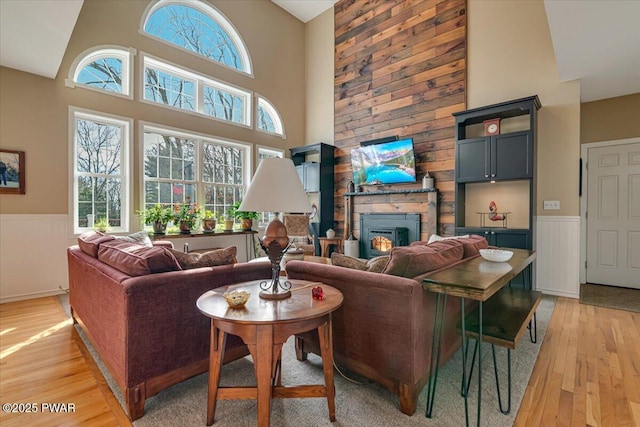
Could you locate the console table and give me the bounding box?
[421,248,536,426]
[197,280,343,427]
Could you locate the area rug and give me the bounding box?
[59,294,556,426]
[580,283,640,313]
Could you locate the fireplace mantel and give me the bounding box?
[345,188,437,197]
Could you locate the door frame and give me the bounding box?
[579,137,640,285]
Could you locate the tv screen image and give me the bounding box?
[351,138,416,185]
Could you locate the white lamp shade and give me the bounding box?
[238,158,312,213]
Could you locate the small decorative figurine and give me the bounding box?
[311,286,324,300]
[488,200,506,221]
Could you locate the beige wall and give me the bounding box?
[305,7,334,146]
[0,0,305,215]
[467,0,581,217]
[581,93,640,143]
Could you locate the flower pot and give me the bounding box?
[240,218,253,231]
[152,221,167,235]
[203,219,216,232]
[179,221,192,234]
[224,219,235,231]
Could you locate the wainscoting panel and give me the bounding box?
[0,214,75,303]
[535,216,581,298]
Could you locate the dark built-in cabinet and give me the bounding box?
[290,143,335,254]
[456,131,533,182]
[453,96,541,287]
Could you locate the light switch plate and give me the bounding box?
[543,200,560,210]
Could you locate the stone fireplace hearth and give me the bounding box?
[360,213,420,258]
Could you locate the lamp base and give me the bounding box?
[259,289,292,300]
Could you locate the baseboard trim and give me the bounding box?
[536,287,579,299]
[0,289,66,304]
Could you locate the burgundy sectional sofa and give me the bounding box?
[285,235,489,416]
[67,232,271,420]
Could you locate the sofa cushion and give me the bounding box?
[98,240,181,276]
[331,253,390,273]
[456,235,489,258]
[382,239,464,278]
[78,231,115,258]
[169,246,237,270]
[412,235,488,259]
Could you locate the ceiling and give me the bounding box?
[0,0,638,102]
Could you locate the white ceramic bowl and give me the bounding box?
[479,249,513,262]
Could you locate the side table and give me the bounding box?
[318,237,343,258]
[197,280,343,427]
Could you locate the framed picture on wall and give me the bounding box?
[0,149,26,194]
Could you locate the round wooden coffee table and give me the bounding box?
[197,280,343,427]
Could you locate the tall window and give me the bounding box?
[66,47,133,98]
[143,0,252,75]
[257,96,285,137]
[71,109,131,234]
[143,126,250,220]
[142,55,251,126]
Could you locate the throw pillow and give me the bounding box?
[115,230,153,247]
[77,231,115,258]
[331,253,368,271]
[330,253,390,273]
[98,240,181,276]
[416,234,470,245]
[367,255,390,273]
[170,246,238,270]
[382,239,464,278]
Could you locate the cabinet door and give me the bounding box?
[304,162,320,192]
[295,165,305,188]
[456,138,490,182]
[492,131,532,180]
[494,229,530,249]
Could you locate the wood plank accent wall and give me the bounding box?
[333,0,466,240]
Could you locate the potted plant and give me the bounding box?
[202,209,217,233]
[222,213,235,232]
[229,200,259,231]
[173,200,201,234]
[139,204,173,235]
[94,217,109,233]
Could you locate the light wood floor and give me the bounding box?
[0,295,638,426]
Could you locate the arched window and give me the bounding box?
[256,96,285,137]
[142,0,252,75]
[66,46,134,98]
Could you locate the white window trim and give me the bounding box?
[256,145,284,167]
[140,53,252,128]
[256,94,285,138]
[69,106,133,236]
[140,0,253,77]
[139,120,253,215]
[66,45,136,99]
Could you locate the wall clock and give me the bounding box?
[483,118,501,136]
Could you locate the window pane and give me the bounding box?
[145,4,244,71]
[159,182,172,204]
[203,86,243,124]
[144,67,195,110]
[77,57,123,93]
[76,120,122,174]
[258,106,276,132]
[159,157,171,179]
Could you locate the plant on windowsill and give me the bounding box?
[94,217,109,233]
[173,199,201,234]
[139,204,174,235]
[229,200,259,231]
[202,209,217,233]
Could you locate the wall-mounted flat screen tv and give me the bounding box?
[350,138,416,186]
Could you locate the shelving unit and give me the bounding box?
[290,143,335,255]
[453,96,541,286]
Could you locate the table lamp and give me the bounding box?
[238,158,312,299]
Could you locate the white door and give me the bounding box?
[586,142,640,289]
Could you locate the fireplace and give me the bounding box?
[369,227,409,256]
[360,213,420,258]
